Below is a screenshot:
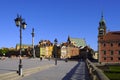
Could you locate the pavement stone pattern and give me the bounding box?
[0,58,91,80]
[21,60,90,80]
[0,58,54,74]
[63,61,91,80]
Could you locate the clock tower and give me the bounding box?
[98,13,106,39]
[98,13,107,63]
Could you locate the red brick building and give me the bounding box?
[98,14,120,63]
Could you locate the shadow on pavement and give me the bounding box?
[62,61,91,80]
[0,69,17,72]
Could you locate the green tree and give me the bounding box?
[0,48,9,56]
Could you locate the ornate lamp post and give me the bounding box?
[14,14,27,76]
[54,38,58,65]
[31,28,36,58]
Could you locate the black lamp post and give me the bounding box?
[14,14,27,76]
[54,38,58,65]
[31,28,36,58]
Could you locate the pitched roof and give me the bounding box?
[103,31,120,41]
[69,38,86,47]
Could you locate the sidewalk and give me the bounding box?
[62,61,91,80]
[0,58,56,80]
[0,58,54,74]
[21,61,91,80]
[0,58,91,80]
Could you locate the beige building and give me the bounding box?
[93,51,98,60]
[60,36,86,59]
[16,44,32,50]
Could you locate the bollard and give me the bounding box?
[55,58,57,65]
[19,64,23,76]
[40,57,42,61]
[65,58,68,62]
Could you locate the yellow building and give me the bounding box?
[44,46,53,58]
[35,40,53,58]
[40,47,45,57]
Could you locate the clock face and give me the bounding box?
[99,28,104,35]
[100,28,104,31]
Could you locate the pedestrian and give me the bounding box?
[40,57,42,61]
[48,57,50,61]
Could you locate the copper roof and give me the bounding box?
[69,38,86,47]
[103,31,120,41]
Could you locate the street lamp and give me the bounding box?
[14,14,27,76]
[31,28,36,58]
[54,38,58,65]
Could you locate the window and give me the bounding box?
[118,43,120,47]
[118,57,120,60]
[111,57,113,60]
[119,51,120,55]
[103,43,106,47]
[111,43,113,47]
[100,37,103,39]
[104,57,106,60]
[110,51,114,55]
[103,51,106,55]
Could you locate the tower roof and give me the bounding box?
[100,12,105,23]
[99,12,106,29]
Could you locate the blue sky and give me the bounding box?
[0,0,120,50]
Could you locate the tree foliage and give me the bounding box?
[0,48,9,56]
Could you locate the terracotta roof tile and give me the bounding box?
[103,31,120,41]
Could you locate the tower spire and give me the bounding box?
[67,35,71,44]
[98,12,107,37]
[101,11,103,19]
[100,11,105,22]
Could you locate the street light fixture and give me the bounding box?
[54,38,58,65]
[14,14,27,76]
